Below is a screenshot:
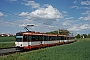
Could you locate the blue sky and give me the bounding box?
[0,0,90,35]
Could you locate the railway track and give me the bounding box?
[0,47,20,56]
[0,47,37,56]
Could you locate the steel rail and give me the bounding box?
[0,47,20,56]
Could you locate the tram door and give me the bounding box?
[23,35,30,46]
[28,35,32,46]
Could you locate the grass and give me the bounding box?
[0,38,90,60]
[0,37,15,48]
[0,42,15,48]
[0,37,15,42]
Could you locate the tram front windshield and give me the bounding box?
[16,33,23,42]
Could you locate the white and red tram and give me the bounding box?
[15,31,75,50]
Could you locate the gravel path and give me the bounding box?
[0,48,19,54]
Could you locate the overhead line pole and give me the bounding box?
[24,25,34,32]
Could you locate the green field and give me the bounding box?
[0,37,15,48]
[0,37,15,42]
[0,38,90,60]
[0,42,15,48]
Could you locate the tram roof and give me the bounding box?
[21,32,66,36]
[66,35,75,37]
[16,31,67,36]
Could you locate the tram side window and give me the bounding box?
[57,36,65,40]
[49,36,52,41]
[22,35,32,42]
[44,36,48,41]
[51,36,57,40]
[54,36,57,40]
[28,35,31,42]
[32,35,43,41]
[57,36,61,40]
[32,35,39,41]
[67,37,69,40]
[23,35,28,42]
[39,35,43,41]
[61,36,64,40]
[57,36,59,40]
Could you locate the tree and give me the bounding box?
[87,34,90,38]
[81,34,88,38]
[46,31,58,34]
[75,34,81,38]
[59,29,70,35]
[46,29,70,35]
[83,34,87,38]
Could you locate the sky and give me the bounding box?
[0,0,90,35]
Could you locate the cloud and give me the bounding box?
[22,0,40,8]
[0,0,64,33]
[79,10,90,20]
[81,1,90,5]
[68,25,80,31]
[7,0,17,2]
[18,12,29,16]
[80,24,90,30]
[71,6,90,10]
[62,11,67,14]
[21,0,64,25]
[29,5,63,19]
[17,19,57,32]
[81,10,90,15]
[71,0,90,9]
[17,3,63,31]
[78,15,90,20]
[80,1,90,9]
[62,20,71,26]
[65,17,74,20]
[74,0,77,3]
[19,5,63,25]
[80,7,90,9]
[68,24,90,31]
[70,6,79,9]
[0,12,4,16]
[19,24,26,27]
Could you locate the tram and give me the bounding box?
[15,31,75,50]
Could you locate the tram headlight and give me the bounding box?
[21,44,22,46]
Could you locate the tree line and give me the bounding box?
[75,34,90,38]
[46,29,90,38]
[46,29,69,35]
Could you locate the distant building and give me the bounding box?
[0,34,7,37]
[83,36,84,38]
[7,34,13,37]
[0,34,14,37]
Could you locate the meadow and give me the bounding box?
[0,37,15,48]
[0,38,90,60]
[0,37,15,42]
